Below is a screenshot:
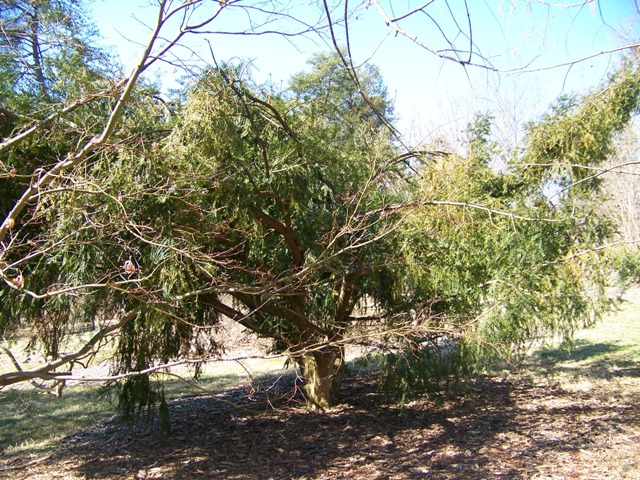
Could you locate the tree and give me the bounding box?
[0,0,355,410]
[2,0,640,416]
[590,116,640,287]
[0,0,108,105]
[289,51,393,136]
[96,58,407,410]
[597,120,640,243]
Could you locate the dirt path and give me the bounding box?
[3,369,639,480]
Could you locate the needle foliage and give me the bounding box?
[2,1,640,414]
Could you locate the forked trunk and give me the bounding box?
[296,345,345,410]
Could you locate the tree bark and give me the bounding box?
[296,345,345,410]
[29,6,50,100]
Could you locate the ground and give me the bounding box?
[2,371,639,479]
[1,297,639,479]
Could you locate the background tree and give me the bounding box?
[0,0,109,106]
[0,0,114,209]
[600,121,640,243]
[289,51,393,137]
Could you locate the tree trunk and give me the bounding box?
[29,7,50,99]
[296,345,345,410]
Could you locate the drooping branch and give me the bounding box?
[361,200,562,223]
[242,89,302,149]
[2,353,287,384]
[0,309,138,388]
[0,106,20,126]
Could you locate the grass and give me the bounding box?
[516,299,640,479]
[520,296,640,398]
[0,386,112,459]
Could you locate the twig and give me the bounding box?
[0,454,53,472]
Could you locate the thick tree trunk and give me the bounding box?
[296,345,345,410]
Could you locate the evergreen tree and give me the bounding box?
[2,2,639,415]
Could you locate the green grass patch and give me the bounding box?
[524,296,640,388]
[0,386,112,458]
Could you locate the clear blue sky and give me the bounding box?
[90,1,639,142]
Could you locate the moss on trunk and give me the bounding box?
[297,345,345,410]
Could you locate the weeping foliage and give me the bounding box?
[0,3,218,412]
[387,66,640,399]
[2,18,640,414]
[3,57,402,411]
[519,65,640,195]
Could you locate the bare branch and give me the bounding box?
[363,199,560,223]
[505,44,640,74]
[0,81,126,156]
[0,310,138,388]
[369,0,493,70]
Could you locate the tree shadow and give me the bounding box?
[538,340,624,362]
[531,339,640,381]
[28,371,640,480]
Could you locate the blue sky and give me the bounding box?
[90,1,639,142]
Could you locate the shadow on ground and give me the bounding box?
[532,338,640,382]
[8,367,640,480]
[539,341,625,362]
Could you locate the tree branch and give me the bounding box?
[198,293,280,339]
[249,206,305,268]
[0,310,138,388]
[0,82,126,156]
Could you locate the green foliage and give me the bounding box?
[520,66,640,196]
[1,54,401,411]
[387,66,640,399]
[607,246,640,286]
[383,339,479,405]
[100,58,403,409]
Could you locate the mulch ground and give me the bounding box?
[3,370,639,479]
